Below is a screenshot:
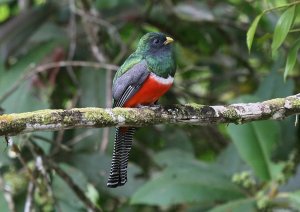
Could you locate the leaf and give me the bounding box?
[256,63,294,100]
[0,137,11,167]
[271,5,296,56]
[209,198,256,212]
[227,119,282,181]
[78,67,107,108]
[284,38,300,81]
[247,13,263,52]
[217,143,249,176]
[68,153,111,187]
[131,151,244,206]
[153,149,227,176]
[153,148,195,168]
[255,68,296,161]
[86,184,100,206]
[160,127,194,153]
[0,4,10,22]
[69,153,145,198]
[131,167,244,206]
[28,22,66,43]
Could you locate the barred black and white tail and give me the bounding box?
[107,127,136,188]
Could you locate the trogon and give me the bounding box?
[107,32,176,188]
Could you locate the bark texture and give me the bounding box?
[1,94,300,136]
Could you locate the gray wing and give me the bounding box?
[112,60,149,107]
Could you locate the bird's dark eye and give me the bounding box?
[153,38,160,45]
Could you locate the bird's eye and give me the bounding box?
[153,39,160,45]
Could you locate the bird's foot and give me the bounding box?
[149,100,161,108]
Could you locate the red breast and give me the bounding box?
[124,73,174,107]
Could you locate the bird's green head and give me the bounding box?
[136,32,174,55]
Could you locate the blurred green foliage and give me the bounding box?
[0,0,300,211]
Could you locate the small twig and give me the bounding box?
[15,145,35,183]
[67,0,78,84]
[32,134,52,143]
[27,142,57,209]
[66,129,94,147]
[24,180,35,212]
[51,130,65,156]
[0,61,118,104]
[73,6,125,52]
[84,25,106,62]
[100,127,110,152]
[289,28,300,33]
[30,61,118,74]
[18,0,29,11]
[70,88,82,108]
[80,8,107,63]
[4,135,12,151]
[48,161,102,212]
[31,135,71,152]
[133,140,160,169]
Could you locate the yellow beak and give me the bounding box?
[163,36,174,45]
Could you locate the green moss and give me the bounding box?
[84,109,116,127]
[40,114,55,125]
[100,111,115,122]
[184,103,205,110]
[0,119,26,135]
[264,98,284,107]
[223,107,241,123]
[113,107,133,120]
[84,111,98,121]
[63,116,73,125]
[290,98,300,108]
[112,107,127,114]
[138,109,158,125]
[113,107,158,126]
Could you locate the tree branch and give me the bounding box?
[1,94,300,136]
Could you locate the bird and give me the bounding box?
[107,32,176,188]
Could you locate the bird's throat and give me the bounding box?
[146,50,176,78]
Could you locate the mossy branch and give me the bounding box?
[1,94,300,136]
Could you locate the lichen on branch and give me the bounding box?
[1,94,300,136]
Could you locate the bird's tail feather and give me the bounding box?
[107,127,135,188]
